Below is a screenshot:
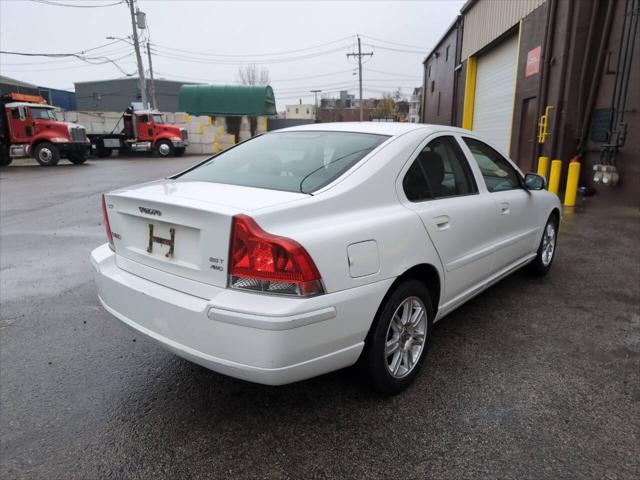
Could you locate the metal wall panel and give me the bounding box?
[472,35,518,153]
[461,0,545,59]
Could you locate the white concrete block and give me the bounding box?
[64,111,78,122]
[174,112,189,124]
[216,133,235,145]
[188,122,202,134]
[192,115,212,125]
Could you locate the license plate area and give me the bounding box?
[118,214,202,271]
[146,223,176,258]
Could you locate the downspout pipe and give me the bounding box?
[535,0,558,160]
[576,0,601,125]
[551,0,576,160]
[577,0,617,157]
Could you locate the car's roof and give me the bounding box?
[276,122,469,137]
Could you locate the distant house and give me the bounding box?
[317,91,377,122]
[395,100,410,122]
[285,102,316,120]
[408,87,422,123]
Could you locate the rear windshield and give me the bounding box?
[176,131,389,193]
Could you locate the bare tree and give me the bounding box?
[393,87,404,102]
[375,94,395,118]
[237,64,270,85]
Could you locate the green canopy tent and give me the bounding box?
[178,85,276,116]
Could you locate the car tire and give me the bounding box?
[361,279,433,395]
[67,152,87,164]
[528,213,559,276]
[155,140,174,157]
[174,147,185,157]
[33,142,60,166]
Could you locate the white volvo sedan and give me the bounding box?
[92,123,560,394]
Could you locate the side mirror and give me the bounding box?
[524,173,545,190]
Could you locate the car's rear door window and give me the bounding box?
[176,131,389,193]
[402,135,477,202]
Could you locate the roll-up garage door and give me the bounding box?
[472,35,518,154]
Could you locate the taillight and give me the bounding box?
[101,193,114,250]
[228,214,324,297]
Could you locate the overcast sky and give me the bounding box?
[0,0,464,110]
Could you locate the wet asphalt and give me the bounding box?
[1,156,639,480]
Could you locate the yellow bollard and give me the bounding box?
[564,160,581,206]
[537,156,549,180]
[548,160,562,195]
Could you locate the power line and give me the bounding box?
[0,50,134,75]
[1,46,132,66]
[149,44,352,65]
[0,39,130,58]
[28,0,124,7]
[276,79,420,93]
[364,68,421,79]
[150,35,354,59]
[361,43,424,54]
[360,34,426,51]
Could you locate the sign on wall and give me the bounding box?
[526,46,542,77]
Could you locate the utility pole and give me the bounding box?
[310,89,321,120]
[127,0,147,107]
[346,35,373,121]
[147,42,157,110]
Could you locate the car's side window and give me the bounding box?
[403,158,431,202]
[402,135,477,202]
[462,137,521,192]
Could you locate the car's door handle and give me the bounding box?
[433,215,450,230]
[500,203,510,215]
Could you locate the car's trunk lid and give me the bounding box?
[105,180,308,294]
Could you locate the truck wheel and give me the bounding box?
[67,152,88,165]
[33,142,60,166]
[0,147,11,166]
[174,147,185,157]
[155,140,174,157]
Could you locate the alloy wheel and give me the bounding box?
[384,296,427,378]
[541,222,556,266]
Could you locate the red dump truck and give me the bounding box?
[0,93,90,167]
[87,107,188,158]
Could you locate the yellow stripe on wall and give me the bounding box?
[462,57,477,130]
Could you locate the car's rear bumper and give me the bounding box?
[91,244,392,385]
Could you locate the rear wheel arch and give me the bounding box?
[364,263,442,345]
[30,138,54,153]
